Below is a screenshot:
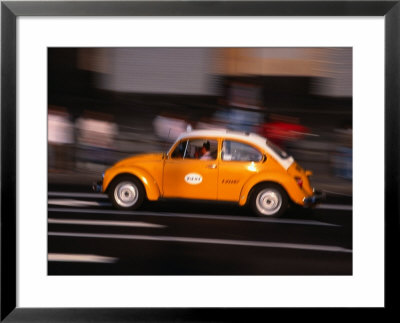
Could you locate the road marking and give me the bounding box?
[48,199,108,207]
[316,204,352,211]
[48,218,166,228]
[48,207,340,227]
[49,192,108,199]
[48,232,352,254]
[48,253,117,263]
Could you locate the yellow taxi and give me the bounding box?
[94,129,324,217]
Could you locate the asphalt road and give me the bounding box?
[48,185,352,275]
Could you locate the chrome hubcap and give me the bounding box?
[256,189,282,216]
[114,181,138,207]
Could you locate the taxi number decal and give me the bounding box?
[222,179,239,184]
[185,173,203,185]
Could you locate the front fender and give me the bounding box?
[103,166,161,201]
[238,172,304,206]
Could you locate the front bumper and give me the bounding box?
[303,190,326,207]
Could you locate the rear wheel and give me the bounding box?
[251,184,288,217]
[109,176,145,210]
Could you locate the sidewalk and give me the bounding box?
[48,169,102,188]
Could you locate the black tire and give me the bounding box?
[108,175,145,210]
[250,183,288,217]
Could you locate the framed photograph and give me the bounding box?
[2,1,398,321]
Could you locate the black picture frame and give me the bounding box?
[1,1,399,321]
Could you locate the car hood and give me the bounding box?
[113,153,165,167]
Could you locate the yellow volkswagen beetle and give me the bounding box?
[93,129,324,217]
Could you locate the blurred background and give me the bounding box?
[48,47,352,195]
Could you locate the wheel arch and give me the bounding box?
[103,167,161,201]
[238,173,298,206]
[247,180,290,205]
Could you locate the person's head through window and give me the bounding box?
[200,141,211,159]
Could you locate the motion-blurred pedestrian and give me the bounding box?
[48,106,74,171]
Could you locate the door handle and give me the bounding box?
[207,164,217,169]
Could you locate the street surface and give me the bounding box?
[48,184,352,275]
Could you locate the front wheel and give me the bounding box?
[251,184,288,217]
[109,176,145,210]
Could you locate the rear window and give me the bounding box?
[222,140,263,162]
[266,140,290,159]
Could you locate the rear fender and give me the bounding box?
[239,172,304,206]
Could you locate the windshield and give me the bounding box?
[266,140,290,159]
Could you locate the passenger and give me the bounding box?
[200,142,212,160]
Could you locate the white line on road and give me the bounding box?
[48,232,352,254]
[48,199,108,207]
[48,253,117,263]
[48,218,166,228]
[48,207,340,227]
[48,192,108,199]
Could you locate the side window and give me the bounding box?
[222,140,263,162]
[186,139,218,160]
[171,141,188,159]
[172,139,218,160]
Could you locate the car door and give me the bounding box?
[163,138,219,200]
[218,139,264,201]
